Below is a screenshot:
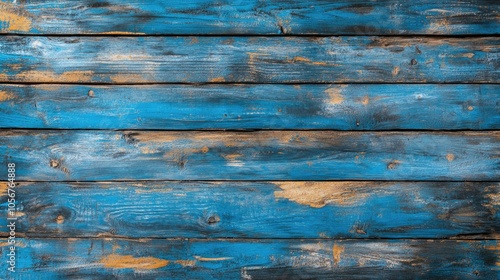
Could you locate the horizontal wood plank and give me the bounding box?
[0,238,498,279]
[1,130,499,181]
[0,36,498,83]
[1,181,497,238]
[1,1,498,278]
[0,0,499,35]
[1,84,499,130]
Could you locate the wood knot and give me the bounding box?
[391,66,400,76]
[122,132,139,144]
[177,157,187,169]
[49,159,70,174]
[88,90,95,97]
[207,215,220,225]
[446,153,455,162]
[355,228,367,234]
[277,22,287,34]
[50,159,60,168]
[410,59,418,65]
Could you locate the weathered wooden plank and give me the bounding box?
[1,130,498,181]
[0,36,498,83]
[1,181,497,239]
[0,0,499,35]
[0,238,498,279]
[1,84,499,130]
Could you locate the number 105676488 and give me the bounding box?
[6,162,17,273]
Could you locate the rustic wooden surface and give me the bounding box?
[0,238,498,279]
[0,0,499,35]
[1,84,499,130]
[1,130,499,181]
[0,181,497,239]
[1,0,499,279]
[0,36,498,84]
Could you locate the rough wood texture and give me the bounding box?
[0,36,498,83]
[0,238,498,279]
[1,84,499,130]
[0,0,498,35]
[1,130,499,181]
[0,181,497,239]
[1,1,498,278]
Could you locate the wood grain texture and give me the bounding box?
[1,130,499,181]
[0,181,497,239]
[0,0,499,35]
[1,84,499,130]
[0,238,498,279]
[0,36,498,83]
[0,2,498,278]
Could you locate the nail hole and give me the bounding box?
[178,158,187,169]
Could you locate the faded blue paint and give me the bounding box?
[0,84,498,130]
[0,181,497,238]
[1,131,498,181]
[0,37,498,83]
[0,0,499,35]
[0,1,498,278]
[0,238,497,279]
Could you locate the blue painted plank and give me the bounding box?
[1,181,497,238]
[0,37,498,83]
[1,130,498,181]
[0,0,499,35]
[0,238,497,279]
[1,84,498,130]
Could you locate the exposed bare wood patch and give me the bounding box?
[446,153,455,162]
[325,86,346,105]
[175,260,197,267]
[209,77,226,82]
[0,182,8,196]
[109,74,145,83]
[13,70,94,83]
[333,243,344,266]
[0,2,32,32]
[0,90,15,102]
[97,31,146,35]
[274,181,375,208]
[194,256,233,261]
[100,254,169,270]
